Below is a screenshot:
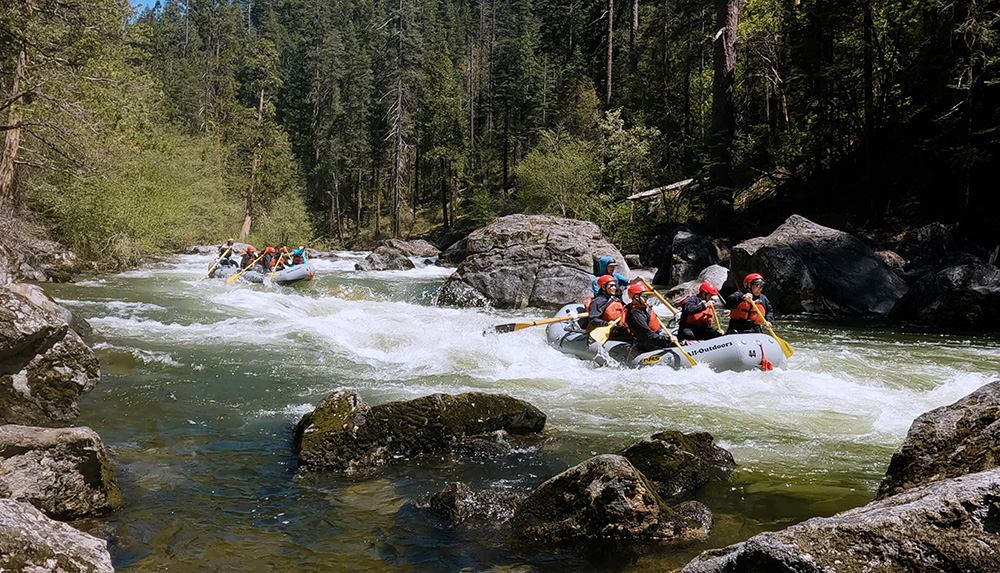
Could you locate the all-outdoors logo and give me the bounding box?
[689,341,734,356]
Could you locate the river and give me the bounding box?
[42,252,1000,572]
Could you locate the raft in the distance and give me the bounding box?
[545,303,788,372]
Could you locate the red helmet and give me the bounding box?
[246,245,256,252]
[265,247,275,254]
[744,273,765,289]
[699,281,719,296]
[597,274,616,289]
[627,284,646,298]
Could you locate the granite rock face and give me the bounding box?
[436,215,626,309]
[682,468,1000,573]
[0,498,114,572]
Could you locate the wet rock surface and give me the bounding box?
[620,431,736,499]
[878,380,1000,499]
[682,467,1000,573]
[293,391,546,474]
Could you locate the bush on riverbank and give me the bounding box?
[26,132,312,268]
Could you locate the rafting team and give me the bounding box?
[586,256,773,352]
[216,238,308,274]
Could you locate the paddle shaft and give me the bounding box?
[639,278,697,366]
[748,298,794,358]
[201,247,232,281]
[229,254,265,283]
[493,312,586,333]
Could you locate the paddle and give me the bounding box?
[493,312,587,334]
[264,252,285,286]
[748,298,794,358]
[589,316,621,345]
[639,278,698,367]
[227,254,265,284]
[200,247,231,281]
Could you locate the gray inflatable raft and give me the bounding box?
[545,303,788,372]
[270,263,315,285]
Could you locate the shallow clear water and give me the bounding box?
[44,253,1000,572]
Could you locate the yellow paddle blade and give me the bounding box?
[771,329,795,358]
[589,323,615,344]
[670,335,698,366]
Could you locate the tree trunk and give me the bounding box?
[0,46,27,212]
[863,0,877,219]
[502,103,510,191]
[707,0,739,231]
[606,0,614,104]
[241,88,265,239]
[440,158,449,232]
[629,0,638,73]
[391,0,404,239]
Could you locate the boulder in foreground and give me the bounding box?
[0,498,113,572]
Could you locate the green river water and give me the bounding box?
[42,252,1000,572]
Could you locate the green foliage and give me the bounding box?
[598,110,661,200]
[28,134,239,267]
[514,130,600,218]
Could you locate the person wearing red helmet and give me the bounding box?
[239,245,258,269]
[587,274,627,335]
[678,281,724,341]
[624,283,672,350]
[260,246,278,271]
[724,273,774,334]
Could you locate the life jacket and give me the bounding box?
[729,298,765,324]
[587,298,626,331]
[684,305,716,327]
[291,254,304,265]
[624,304,662,336]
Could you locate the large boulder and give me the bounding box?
[642,229,727,287]
[0,288,100,426]
[665,265,730,302]
[436,215,626,309]
[2,283,92,339]
[877,380,1000,499]
[682,468,1000,573]
[504,454,711,544]
[293,391,546,473]
[0,498,113,572]
[0,425,123,519]
[888,257,1000,328]
[354,244,416,271]
[620,431,736,499]
[729,215,908,316]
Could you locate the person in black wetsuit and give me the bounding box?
[624,283,671,351]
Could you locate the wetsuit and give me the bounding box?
[625,304,671,351]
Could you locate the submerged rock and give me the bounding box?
[729,214,908,316]
[0,498,113,572]
[620,431,736,499]
[0,425,123,519]
[424,481,524,527]
[878,380,1000,499]
[682,467,1000,573]
[436,214,625,309]
[0,287,100,426]
[293,391,546,473]
[504,454,711,544]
